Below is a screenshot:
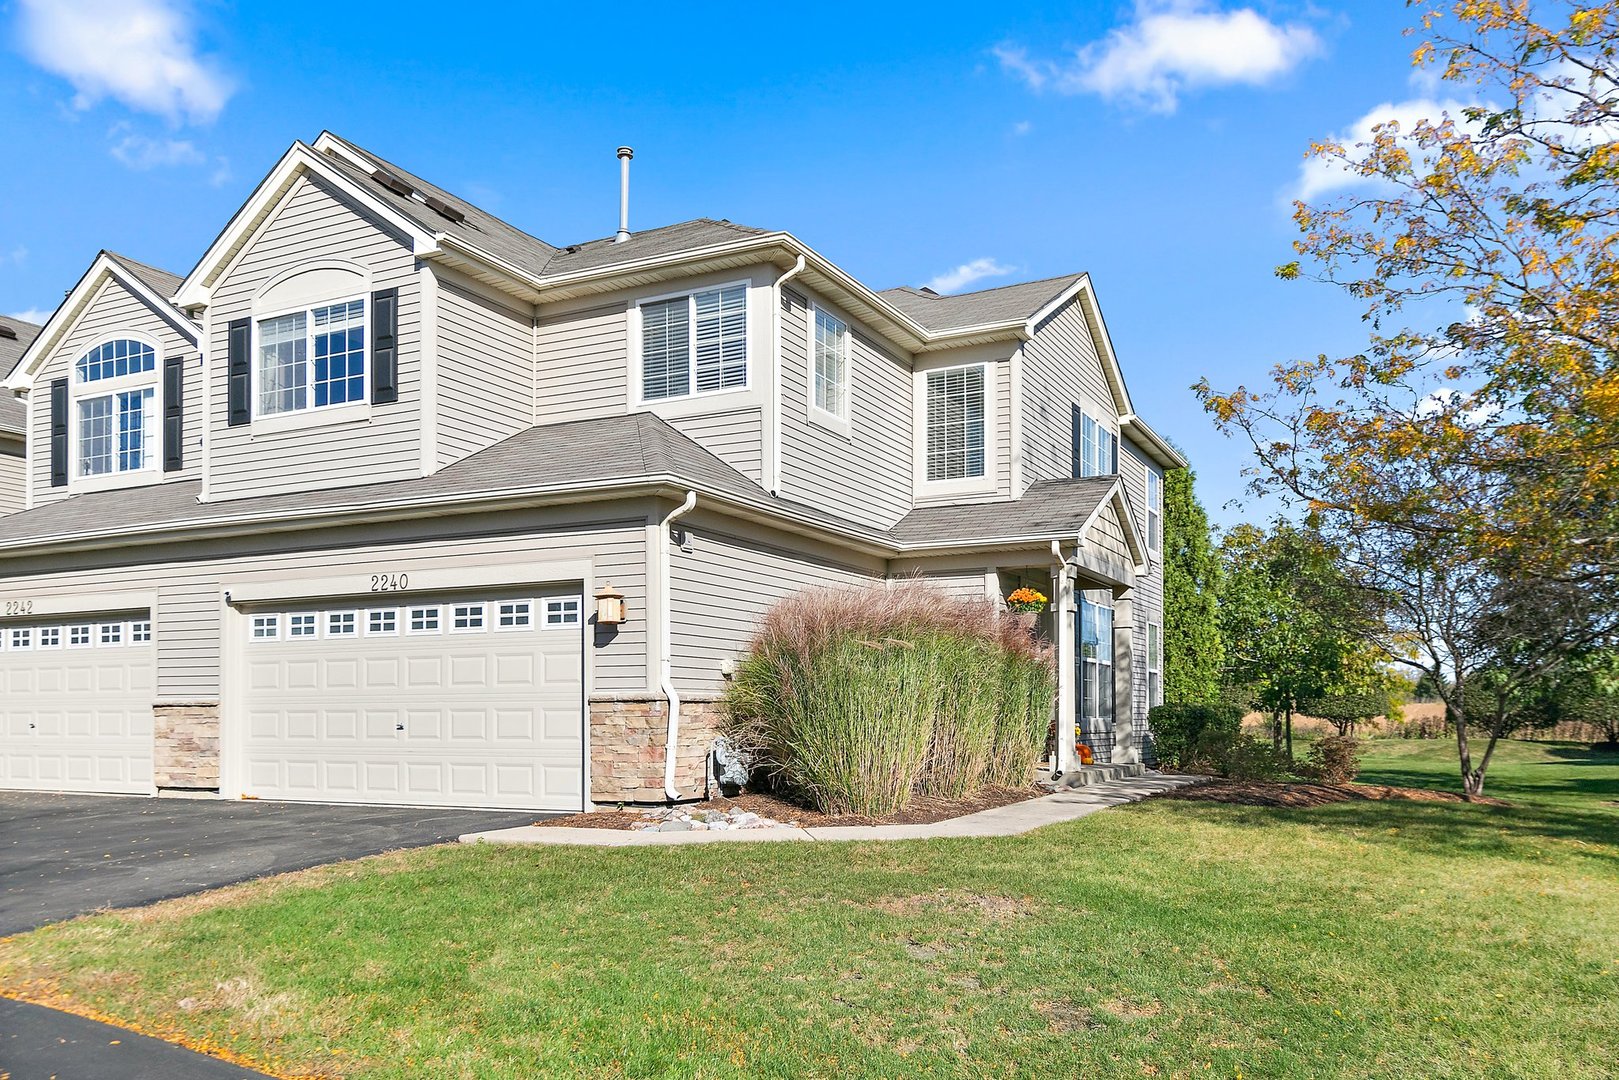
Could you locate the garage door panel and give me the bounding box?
[0,613,156,795]
[243,591,584,810]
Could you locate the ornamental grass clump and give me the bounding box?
[725,583,1055,816]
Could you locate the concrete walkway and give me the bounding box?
[460,771,1206,847]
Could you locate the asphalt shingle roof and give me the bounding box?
[877,273,1085,332]
[540,218,772,276]
[104,252,183,301]
[0,317,41,437]
[888,477,1116,544]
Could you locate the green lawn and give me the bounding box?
[2,740,1616,1080]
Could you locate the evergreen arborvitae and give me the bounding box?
[1162,467,1223,705]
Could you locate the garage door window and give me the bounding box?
[496,601,532,630]
[545,598,581,627]
[451,604,486,633]
[38,627,62,649]
[287,614,316,638]
[327,612,357,637]
[408,606,440,634]
[10,627,31,650]
[69,624,92,647]
[101,623,125,646]
[252,615,280,640]
[367,609,398,636]
[131,620,152,643]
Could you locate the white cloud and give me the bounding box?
[1295,96,1476,200]
[1414,386,1497,425]
[997,2,1320,113]
[7,309,55,326]
[1011,120,1033,136]
[925,258,1016,294]
[17,0,234,124]
[0,246,26,267]
[109,130,206,169]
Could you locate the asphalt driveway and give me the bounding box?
[0,792,545,936]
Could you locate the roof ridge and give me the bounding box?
[883,270,1084,301]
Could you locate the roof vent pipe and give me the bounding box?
[615,146,634,243]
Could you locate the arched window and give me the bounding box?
[72,338,160,478]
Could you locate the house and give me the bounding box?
[0,133,1184,811]
[0,316,38,515]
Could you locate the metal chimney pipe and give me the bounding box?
[615,146,634,243]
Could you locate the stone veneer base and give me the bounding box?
[589,695,726,805]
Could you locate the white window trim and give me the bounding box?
[542,596,582,629]
[67,332,164,494]
[250,292,372,427]
[629,279,753,408]
[494,599,534,632]
[68,624,93,648]
[406,605,442,635]
[366,608,401,637]
[287,612,319,639]
[1146,620,1163,708]
[1147,469,1163,553]
[9,627,33,652]
[251,614,281,641]
[912,360,997,497]
[325,610,359,638]
[99,622,126,648]
[449,602,488,634]
[806,302,853,438]
[37,626,63,650]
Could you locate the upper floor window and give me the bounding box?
[1147,469,1162,552]
[1075,410,1117,478]
[812,308,849,420]
[1146,621,1162,708]
[73,338,159,478]
[258,298,366,416]
[925,365,986,482]
[640,284,747,401]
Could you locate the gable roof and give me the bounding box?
[3,252,196,390]
[878,274,1087,332]
[0,316,40,437]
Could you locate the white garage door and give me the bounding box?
[0,613,156,794]
[241,590,585,811]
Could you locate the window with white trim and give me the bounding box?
[640,284,747,401]
[69,624,92,647]
[289,613,317,639]
[924,365,986,482]
[257,298,366,416]
[496,601,532,630]
[130,620,152,644]
[100,623,124,647]
[251,615,280,641]
[368,609,398,636]
[1079,596,1114,746]
[544,598,581,627]
[38,626,63,649]
[326,611,358,637]
[408,606,440,634]
[73,339,160,479]
[451,603,486,632]
[10,627,32,651]
[1146,621,1162,709]
[1147,469,1163,552]
[812,307,849,420]
[1076,410,1118,478]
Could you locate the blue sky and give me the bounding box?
[0,1,1445,528]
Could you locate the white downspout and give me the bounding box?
[768,255,805,494]
[660,490,699,800]
[1051,540,1079,779]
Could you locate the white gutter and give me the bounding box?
[768,255,806,493]
[1050,539,1079,779]
[659,491,699,800]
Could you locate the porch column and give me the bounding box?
[1052,559,1079,776]
[1112,591,1138,764]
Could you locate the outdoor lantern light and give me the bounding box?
[594,582,627,625]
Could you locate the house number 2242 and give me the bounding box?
[4,600,35,616]
[369,573,409,593]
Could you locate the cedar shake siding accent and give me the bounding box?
[29,275,202,506]
[778,288,913,529]
[436,277,535,468]
[207,174,421,500]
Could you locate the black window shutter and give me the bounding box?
[371,287,398,405]
[227,318,251,427]
[49,378,68,487]
[1070,404,1083,479]
[163,355,185,472]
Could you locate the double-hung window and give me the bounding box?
[924,365,986,482]
[257,298,366,416]
[1076,411,1118,478]
[1146,469,1162,552]
[1146,622,1162,709]
[73,339,159,479]
[640,284,747,401]
[1079,596,1115,752]
[812,307,849,422]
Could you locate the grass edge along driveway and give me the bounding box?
[1,739,1615,1079]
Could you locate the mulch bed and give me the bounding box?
[1154,778,1510,808]
[534,785,1045,830]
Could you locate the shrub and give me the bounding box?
[1215,735,1295,781]
[725,584,1055,815]
[1303,735,1361,783]
[1148,702,1244,768]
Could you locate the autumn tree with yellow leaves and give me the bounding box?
[1198,1,1619,798]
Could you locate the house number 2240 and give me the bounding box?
[369,573,409,593]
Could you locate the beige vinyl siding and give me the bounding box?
[436,279,534,468]
[29,275,202,507]
[207,174,421,500]
[1121,438,1164,731]
[0,508,649,700]
[914,568,995,601]
[778,289,913,528]
[1084,501,1130,564]
[534,301,629,422]
[669,516,881,695]
[0,447,23,515]
[667,409,763,482]
[1019,297,1116,488]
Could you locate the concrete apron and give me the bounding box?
[459,772,1210,847]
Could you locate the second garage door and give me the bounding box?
[241,590,585,811]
